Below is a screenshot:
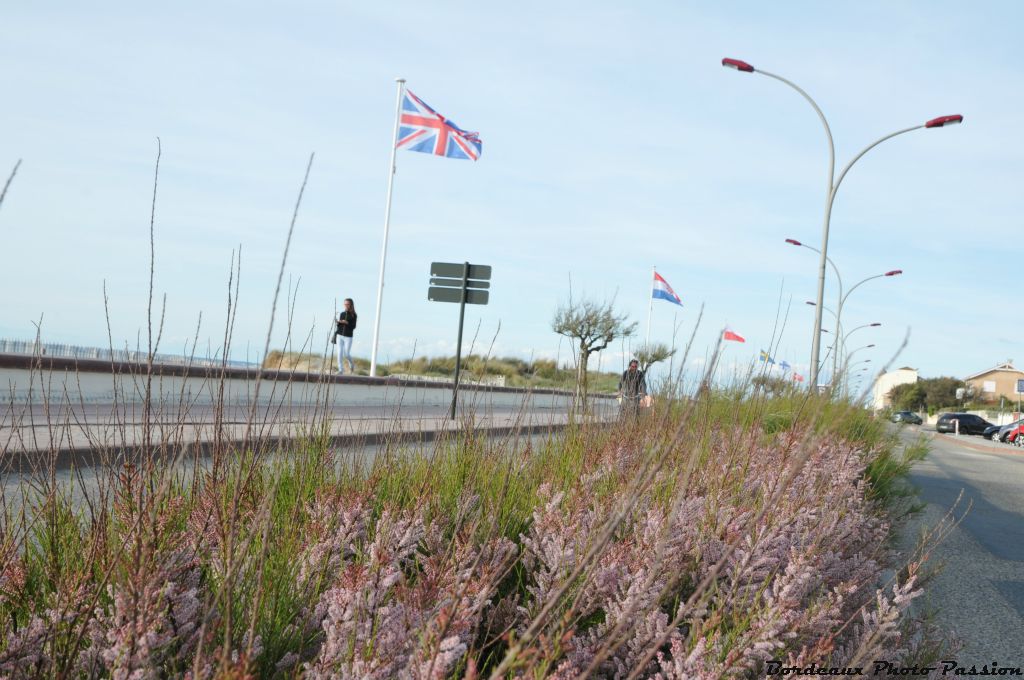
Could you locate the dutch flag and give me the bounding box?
[652,272,683,306]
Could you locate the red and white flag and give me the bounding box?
[722,329,745,343]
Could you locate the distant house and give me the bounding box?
[964,362,1024,401]
[872,367,918,411]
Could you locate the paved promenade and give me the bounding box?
[1,354,613,469]
[1,401,590,470]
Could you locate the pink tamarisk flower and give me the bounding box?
[77,547,204,679]
[303,508,427,678]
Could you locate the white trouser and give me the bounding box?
[336,335,353,372]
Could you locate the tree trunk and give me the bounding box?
[576,347,590,413]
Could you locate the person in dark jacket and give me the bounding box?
[618,359,647,419]
[333,298,357,374]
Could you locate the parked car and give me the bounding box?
[935,413,994,435]
[1007,425,1024,446]
[891,411,923,425]
[990,418,1024,443]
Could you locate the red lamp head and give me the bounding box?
[885,269,903,277]
[785,238,802,246]
[722,58,755,73]
[925,114,963,128]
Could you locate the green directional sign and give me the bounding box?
[430,262,492,280]
[428,287,489,305]
[430,277,490,289]
[427,261,493,419]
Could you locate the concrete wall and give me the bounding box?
[0,354,609,413]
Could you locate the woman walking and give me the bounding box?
[334,298,357,374]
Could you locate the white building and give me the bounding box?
[871,367,918,411]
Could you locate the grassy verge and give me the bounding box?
[0,379,950,678]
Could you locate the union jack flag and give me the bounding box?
[396,90,482,161]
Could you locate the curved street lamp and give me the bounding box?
[794,242,901,376]
[843,348,876,395]
[832,270,899,377]
[726,57,962,389]
[788,239,841,292]
[836,325,879,392]
[805,300,837,321]
[845,343,876,364]
[843,322,881,352]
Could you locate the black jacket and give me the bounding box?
[335,311,357,338]
[619,368,647,397]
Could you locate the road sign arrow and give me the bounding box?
[431,262,492,280]
[428,287,489,305]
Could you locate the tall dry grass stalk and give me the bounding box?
[0,159,20,213]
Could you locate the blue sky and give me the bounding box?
[1,1,1020,385]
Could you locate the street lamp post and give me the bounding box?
[838,323,880,388]
[805,301,881,391]
[724,57,962,389]
[844,343,875,369]
[805,299,841,370]
[789,239,900,383]
[787,239,841,296]
[843,348,875,396]
[832,270,899,380]
[842,322,881,351]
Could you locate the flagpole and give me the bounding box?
[645,265,655,347]
[369,77,406,377]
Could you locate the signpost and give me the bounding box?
[1016,379,1024,418]
[428,261,492,418]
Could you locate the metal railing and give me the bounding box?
[0,338,257,369]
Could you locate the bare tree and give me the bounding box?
[552,297,636,405]
[633,342,676,374]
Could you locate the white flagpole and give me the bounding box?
[369,77,406,377]
[645,265,655,347]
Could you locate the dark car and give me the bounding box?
[891,411,923,425]
[935,413,994,435]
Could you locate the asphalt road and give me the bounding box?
[897,425,1024,662]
